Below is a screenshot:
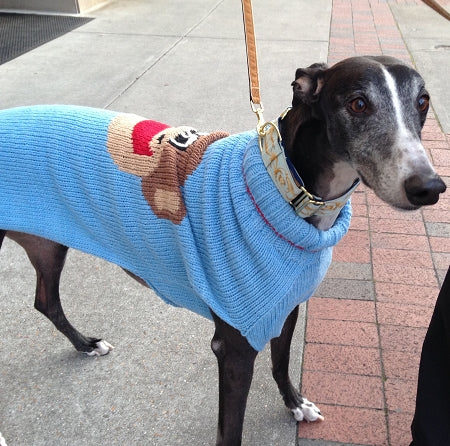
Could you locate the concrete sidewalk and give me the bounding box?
[0,0,449,445]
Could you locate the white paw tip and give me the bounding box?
[291,407,305,421]
[0,431,8,446]
[85,340,114,356]
[292,397,324,422]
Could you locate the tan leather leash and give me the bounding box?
[241,0,265,131]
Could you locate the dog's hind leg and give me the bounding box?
[211,312,258,446]
[5,231,113,356]
[271,306,324,422]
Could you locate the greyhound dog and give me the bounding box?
[0,56,446,445]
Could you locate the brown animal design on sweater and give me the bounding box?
[106,114,228,224]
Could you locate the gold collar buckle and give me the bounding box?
[290,188,325,216]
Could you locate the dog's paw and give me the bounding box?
[0,430,8,446]
[291,397,324,422]
[85,340,114,357]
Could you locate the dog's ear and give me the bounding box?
[291,63,328,106]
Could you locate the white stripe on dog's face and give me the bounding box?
[383,68,408,138]
[379,67,437,207]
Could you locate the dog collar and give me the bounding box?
[258,110,360,219]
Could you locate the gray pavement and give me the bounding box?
[0,1,449,445]
[0,1,329,444]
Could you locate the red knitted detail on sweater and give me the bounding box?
[132,120,170,156]
[243,170,305,251]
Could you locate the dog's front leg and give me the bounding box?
[271,306,323,422]
[211,312,258,446]
[5,231,113,356]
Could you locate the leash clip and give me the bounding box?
[251,100,265,134]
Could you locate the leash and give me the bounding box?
[241,0,265,131]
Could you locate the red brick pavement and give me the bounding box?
[298,0,450,445]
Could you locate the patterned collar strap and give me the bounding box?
[258,110,360,219]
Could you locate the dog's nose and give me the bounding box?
[404,174,447,206]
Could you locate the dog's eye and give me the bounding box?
[349,98,367,114]
[418,95,429,112]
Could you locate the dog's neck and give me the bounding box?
[279,106,359,230]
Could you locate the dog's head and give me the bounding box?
[291,55,446,209]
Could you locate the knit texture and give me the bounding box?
[0,105,352,351]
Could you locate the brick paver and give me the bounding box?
[298,0,450,445]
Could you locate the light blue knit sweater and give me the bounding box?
[0,105,352,351]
